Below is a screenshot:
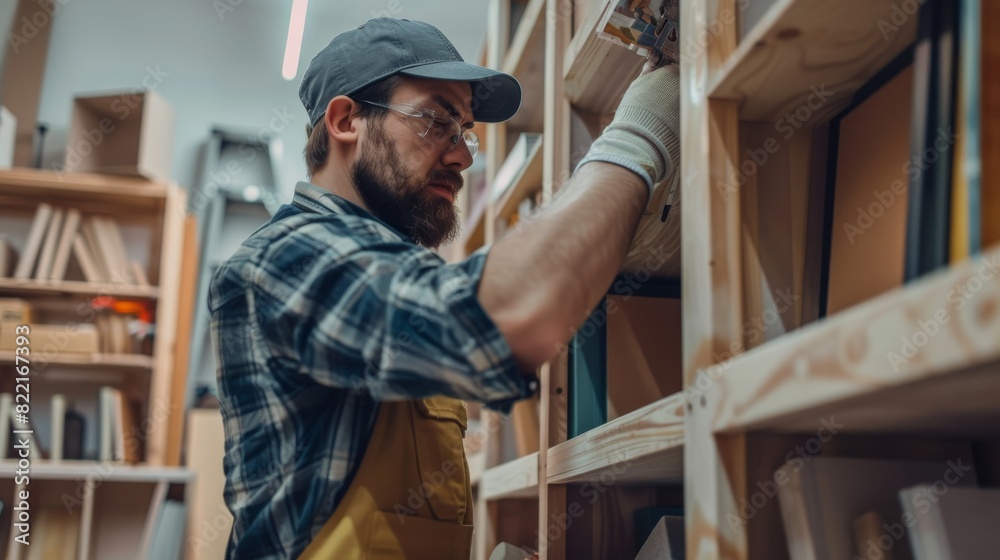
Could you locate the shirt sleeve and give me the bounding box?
[253,220,535,409]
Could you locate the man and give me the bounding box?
[210,17,679,560]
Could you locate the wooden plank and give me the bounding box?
[708,0,920,123]
[540,0,572,557]
[164,214,198,466]
[146,186,185,465]
[548,392,684,484]
[0,169,169,204]
[484,0,509,248]
[482,451,540,500]
[0,351,154,369]
[682,0,746,558]
[707,244,1000,435]
[0,461,192,482]
[0,277,158,298]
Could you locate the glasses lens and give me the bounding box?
[463,131,479,159]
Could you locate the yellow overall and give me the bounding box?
[299,397,474,559]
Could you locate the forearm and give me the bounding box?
[478,162,648,370]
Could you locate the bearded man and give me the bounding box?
[210,17,679,560]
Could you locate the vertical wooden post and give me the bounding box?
[680,0,748,558]
[538,0,571,558]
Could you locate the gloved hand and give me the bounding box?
[574,62,681,205]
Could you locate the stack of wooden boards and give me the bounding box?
[0,202,149,284]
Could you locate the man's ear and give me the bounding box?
[324,96,361,145]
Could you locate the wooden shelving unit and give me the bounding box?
[463,0,999,559]
[0,169,192,558]
[683,0,1000,559]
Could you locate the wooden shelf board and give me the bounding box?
[708,245,1000,437]
[0,351,155,370]
[502,0,546,132]
[0,278,159,299]
[0,460,193,482]
[563,0,645,122]
[0,168,170,212]
[481,451,539,500]
[494,136,545,223]
[461,195,488,253]
[547,392,685,484]
[707,0,920,122]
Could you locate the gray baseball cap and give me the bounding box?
[299,18,522,126]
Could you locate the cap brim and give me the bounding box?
[399,61,522,123]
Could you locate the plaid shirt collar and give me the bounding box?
[291,181,413,243]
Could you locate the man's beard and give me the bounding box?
[351,121,462,248]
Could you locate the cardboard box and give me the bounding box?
[0,322,99,354]
[0,298,33,324]
[64,90,175,183]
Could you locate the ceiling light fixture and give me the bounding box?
[281,0,309,81]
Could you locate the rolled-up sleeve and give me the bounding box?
[254,219,535,409]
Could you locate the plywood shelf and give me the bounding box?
[0,460,193,483]
[0,278,159,299]
[0,350,155,370]
[707,0,920,122]
[547,392,684,484]
[494,135,544,223]
[481,451,539,500]
[563,0,645,127]
[0,168,170,212]
[705,245,1000,437]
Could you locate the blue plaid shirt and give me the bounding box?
[209,181,535,559]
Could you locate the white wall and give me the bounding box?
[35,0,490,200]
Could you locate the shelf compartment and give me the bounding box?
[708,0,920,122]
[0,460,193,482]
[0,350,155,370]
[548,392,685,484]
[707,245,1000,437]
[563,0,645,124]
[0,278,159,299]
[502,0,546,132]
[480,451,539,500]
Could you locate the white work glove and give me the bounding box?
[574,63,681,205]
